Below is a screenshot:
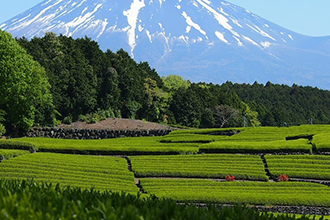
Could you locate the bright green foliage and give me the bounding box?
[0,179,310,220]
[3,137,200,154]
[312,133,330,152]
[168,128,240,135]
[200,139,311,153]
[161,133,224,143]
[143,77,170,122]
[161,74,191,91]
[2,125,328,154]
[241,101,261,127]
[0,149,30,160]
[163,128,239,144]
[266,155,330,180]
[141,179,330,206]
[130,154,268,181]
[164,126,314,153]
[0,30,53,132]
[0,139,37,152]
[0,153,138,193]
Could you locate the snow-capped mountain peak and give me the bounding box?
[1,0,330,88]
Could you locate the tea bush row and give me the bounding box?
[4,137,199,154]
[0,153,138,193]
[199,139,311,154]
[312,134,330,152]
[265,155,330,180]
[0,149,30,160]
[140,179,330,207]
[0,179,312,220]
[130,154,268,181]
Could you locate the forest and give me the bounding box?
[1,30,330,135]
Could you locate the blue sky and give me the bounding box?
[0,0,329,37]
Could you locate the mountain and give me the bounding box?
[1,0,330,88]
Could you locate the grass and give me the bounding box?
[140,178,330,206]
[0,153,138,193]
[130,154,268,181]
[265,155,330,180]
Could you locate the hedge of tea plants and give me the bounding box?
[199,139,312,153]
[2,137,199,155]
[0,149,30,160]
[130,154,268,181]
[140,178,330,206]
[0,153,138,193]
[0,179,314,220]
[265,155,330,180]
[312,134,330,152]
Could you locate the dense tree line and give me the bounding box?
[17,33,163,123]
[2,30,330,134]
[15,33,258,130]
[224,81,330,126]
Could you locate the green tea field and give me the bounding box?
[1,125,330,219]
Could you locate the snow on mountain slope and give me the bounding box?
[1,0,330,88]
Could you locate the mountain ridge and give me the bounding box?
[1,0,330,88]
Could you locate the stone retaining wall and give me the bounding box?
[26,127,173,139]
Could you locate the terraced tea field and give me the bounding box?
[199,139,311,153]
[312,134,330,152]
[265,155,330,180]
[0,153,138,193]
[130,154,268,181]
[0,149,30,160]
[1,125,330,218]
[140,179,330,206]
[1,136,200,154]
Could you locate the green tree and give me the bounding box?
[162,75,191,91]
[0,30,53,133]
[142,78,170,122]
[241,102,261,127]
